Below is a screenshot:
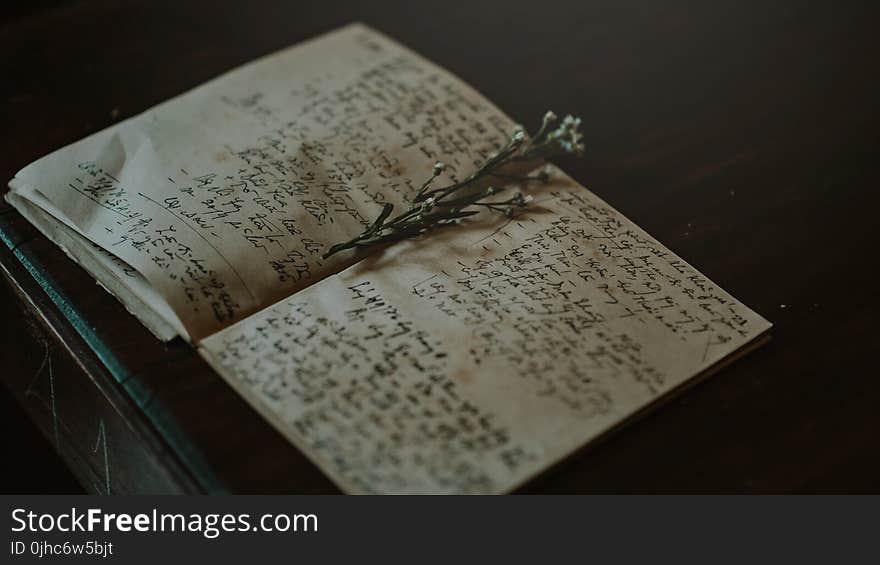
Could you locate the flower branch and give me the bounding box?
[322,111,584,259]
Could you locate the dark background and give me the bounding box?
[1,0,878,493]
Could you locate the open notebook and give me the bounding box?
[7,23,770,494]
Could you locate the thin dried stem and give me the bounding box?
[322,111,584,259]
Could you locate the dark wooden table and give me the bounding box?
[2,0,878,493]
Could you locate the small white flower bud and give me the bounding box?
[433,162,446,175]
[544,110,557,122]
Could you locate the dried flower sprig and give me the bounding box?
[322,111,584,259]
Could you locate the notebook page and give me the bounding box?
[199,166,772,494]
[7,23,514,340]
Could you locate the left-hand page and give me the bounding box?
[6,23,514,342]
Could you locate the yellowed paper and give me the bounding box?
[199,166,771,494]
[7,23,514,340]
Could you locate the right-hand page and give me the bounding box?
[200,165,772,494]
